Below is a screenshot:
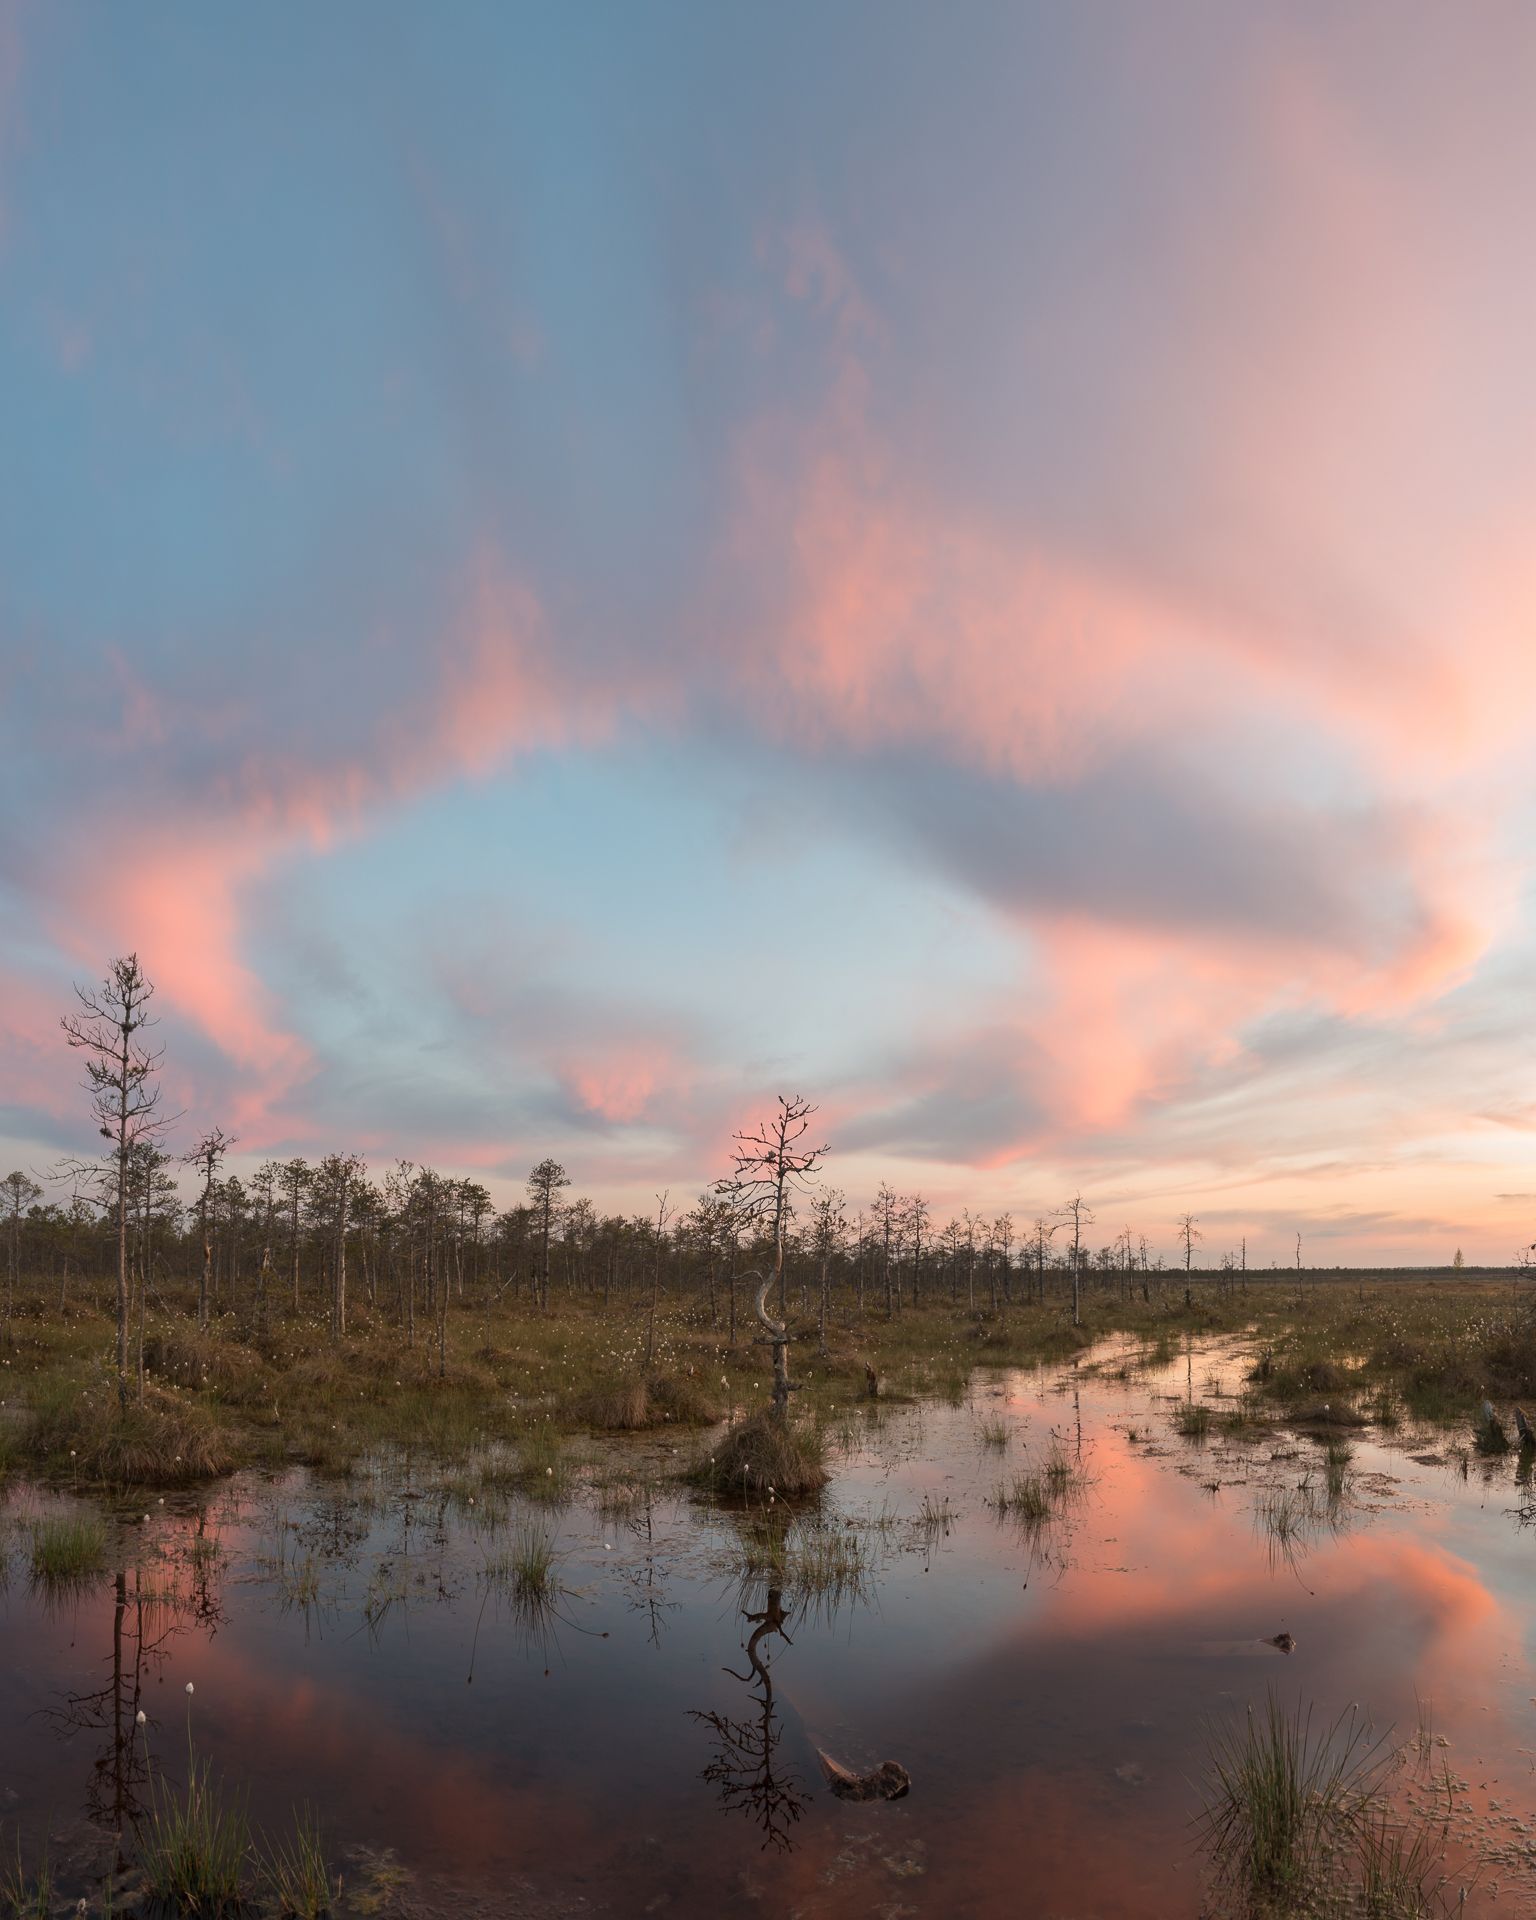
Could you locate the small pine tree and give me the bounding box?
[1452,1247,1465,1270]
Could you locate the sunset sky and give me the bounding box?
[4,3,1536,1262]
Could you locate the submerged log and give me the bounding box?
[817,1750,911,1802]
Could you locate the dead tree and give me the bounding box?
[1057,1193,1094,1328]
[718,1095,828,1420]
[185,1128,235,1329]
[61,955,170,1409]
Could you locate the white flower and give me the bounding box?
[545,1467,553,1476]
[136,1710,147,1725]
[185,1682,195,1695]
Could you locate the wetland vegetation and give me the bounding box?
[9,975,1536,1913]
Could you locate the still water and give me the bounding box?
[4,1333,1536,1917]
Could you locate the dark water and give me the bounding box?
[5,1333,1536,1917]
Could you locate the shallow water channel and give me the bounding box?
[6,1332,1536,1917]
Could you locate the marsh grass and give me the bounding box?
[727,1514,876,1623]
[137,1748,250,1915]
[915,1491,956,1540]
[1199,1694,1386,1902]
[28,1510,107,1586]
[1199,1694,1467,1917]
[1323,1436,1354,1504]
[481,1523,559,1601]
[689,1413,829,1500]
[0,1835,51,1920]
[1356,1801,1456,1918]
[260,1803,336,1918]
[1175,1402,1214,1440]
[994,1441,1087,1533]
[976,1414,1010,1451]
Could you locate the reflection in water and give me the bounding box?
[11,1334,1536,1915]
[689,1585,808,1852]
[38,1548,219,1851]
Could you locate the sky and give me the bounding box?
[4,2,1536,1263]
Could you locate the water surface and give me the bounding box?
[4,1332,1536,1916]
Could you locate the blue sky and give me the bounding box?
[5,1,1536,1260]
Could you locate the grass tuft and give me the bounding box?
[260,1803,336,1917]
[137,1748,250,1915]
[689,1413,829,1499]
[28,1510,107,1586]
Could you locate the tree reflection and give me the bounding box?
[689,1585,808,1851]
[36,1538,221,1846]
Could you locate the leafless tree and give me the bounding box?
[810,1187,848,1355]
[719,1095,828,1417]
[61,955,170,1408]
[1057,1193,1094,1328]
[1176,1211,1202,1274]
[645,1189,673,1368]
[185,1127,235,1329]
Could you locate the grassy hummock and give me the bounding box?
[689,1411,828,1499]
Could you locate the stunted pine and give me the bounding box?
[61,955,169,1408]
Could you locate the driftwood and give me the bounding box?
[817,1751,911,1802]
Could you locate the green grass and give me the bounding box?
[1174,1401,1214,1439]
[994,1442,1086,1533]
[259,1803,336,1918]
[975,1413,1010,1451]
[0,1835,52,1920]
[137,1748,251,1915]
[689,1412,829,1500]
[1199,1693,1465,1917]
[28,1510,107,1585]
[481,1523,559,1601]
[5,1274,1536,1495]
[1199,1694,1385,1902]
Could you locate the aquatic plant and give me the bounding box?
[0,1834,52,1920]
[28,1510,107,1585]
[976,1414,1010,1451]
[480,1523,558,1602]
[259,1803,336,1918]
[137,1750,251,1914]
[1198,1694,1385,1902]
[994,1444,1085,1532]
[1175,1402,1214,1440]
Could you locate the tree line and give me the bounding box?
[4,955,1257,1404]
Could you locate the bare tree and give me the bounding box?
[873,1182,900,1318]
[719,1095,828,1418]
[645,1189,673,1369]
[61,955,169,1408]
[1176,1211,1202,1274]
[185,1128,235,1329]
[1029,1215,1058,1306]
[810,1187,848,1355]
[905,1193,930,1309]
[1057,1194,1094,1328]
